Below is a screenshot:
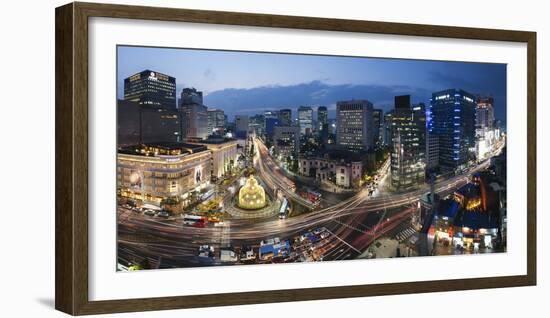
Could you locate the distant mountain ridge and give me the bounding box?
[202,80,432,118]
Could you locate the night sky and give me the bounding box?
[117,46,507,126]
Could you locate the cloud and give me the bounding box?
[203,81,432,118]
[428,71,476,90]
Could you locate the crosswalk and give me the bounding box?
[395,227,416,243]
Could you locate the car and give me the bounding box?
[198,245,215,258]
[214,221,225,227]
[157,211,170,218]
[144,209,156,217]
[132,207,143,213]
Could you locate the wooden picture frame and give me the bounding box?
[55,2,537,315]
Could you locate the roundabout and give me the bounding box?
[224,174,280,219]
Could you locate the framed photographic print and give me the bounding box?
[55,2,537,315]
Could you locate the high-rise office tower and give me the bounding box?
[207,109,225,135]
[179,88,208,139]
[383,110,394,146]
[317,106,328,129]
[476,97,495,130]
[117,100,181,145]
[389,96,426,190]
[235,115,249,138]
[336,99,374,151]
[428,89,476,171]
[278,109,292,126]
[298,106,313,136]
[124,70,176,109]
[264,110,279,120]
[372,108,382,147]
[273,126,300,158]
[249,114,265,137]
[179,87,203,106]
[318,106,329,143]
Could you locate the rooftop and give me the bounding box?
[436,199,460,219]
[118,142,208,157]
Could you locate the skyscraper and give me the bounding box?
[318,106,329,143]
[235,115,249,138]
[179,87,203,106]
[428,89,476,171]
[278,109,292,126]
[317,106,328,129]
[124,70,176,109]
[117,100,181,145]
[273,126,300,158]
[372,108,382,147]
[298,106,313,135]
[476,97,495,130]
[249,114,265,137]
[179,88,208,139]
[389,96,426,190]
[336,99,374,151]
[207,109,225,135]
[383,110,394,146]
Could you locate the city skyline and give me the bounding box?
[117,46,507,125]
[116,46,507,271]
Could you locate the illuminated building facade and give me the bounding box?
[298,151,363,188]
[124,70,176,109]
[207,109,225,135]
[117,143,211,205]
[372,108,383,147]
[383,110,393,146]
[273,125,300,158]
[428,89,476,171]
[431,174,504,251]
[190,138,238,179]
[389,97,426,190]
[318,106,329,143]
[476,97,495,130]
[298,106,313,136]
[336,99,374,151]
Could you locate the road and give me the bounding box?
[117,139,501,269]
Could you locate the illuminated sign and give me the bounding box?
[435,94,450,101]
[129,73,141,82]
[463,96,474,103]
[147,71,169,82]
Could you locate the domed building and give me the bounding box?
[238,175,267,210]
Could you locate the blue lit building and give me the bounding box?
[265,117,280,139]
[428,89,476,171]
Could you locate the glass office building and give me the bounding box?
[428,89,476,171]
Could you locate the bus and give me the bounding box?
[200,189,215,201]
[279,198,289,219]
[182,215,206,227]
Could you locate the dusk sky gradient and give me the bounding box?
[117,46,507,124]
